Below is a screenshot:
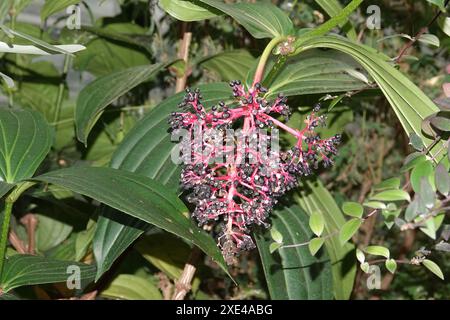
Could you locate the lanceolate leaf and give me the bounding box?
[0,254,95,293]
[293,35,441,157]
[0,109,53,183]
[422,259,445,280]
[198,0,294,39]
[296,179,356,300]
[159,0,220,22]
[32,167,230,279]
[93,82,232,280]
[75,64,167,145]
[248,50,370,97]
[255,203,333,299]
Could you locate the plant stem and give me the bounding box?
[252,36,288,87]
[53,54,72,127]
[0,200,13,280]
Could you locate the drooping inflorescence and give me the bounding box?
[169,81,340,264]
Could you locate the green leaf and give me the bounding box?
[74,24,153,76]
[417,34,440,47]
[371,190,411,202]
[33,167,230,279]
[360,262,369,273]
[293,35,442,160]
[419,176,436,209]
[255,203,333,299]
[0,71,14,89]
[365,245,390,259]
[356,249,365,264]
[409,132,424,151]
[255,50,369,98]
[0,25,77,55]
[269,242,282,254]
[431,116,450,132]
[298,0,363,41]
[35,213,73,252]
[342,202,363,218]
[385,259,397,274]
[411,160,434,193]
[41,0,81,20]
[363,201,386,210]
[405,198,419,222]
[270,227,283,244]
[198,0,294,39]
[0,182,14,198]
[426,0,447,12]
[75,220,96,261]
[402,153,427,172]
[314,0,358,40]
[76,64,167,144]
[93,83,231,279]
[0,254,95,293]
[374,177,401,191]
[297,179,356,300]
[339,218,361,245]
[309,237,325,256]
[422,259,445,280]
[439,16,450,36]
[309,211,324,236]
[159,0,219,21]
[200,50,256,81]
[0,109,53,183]
[435,163,450,196]
[101,274,162,300]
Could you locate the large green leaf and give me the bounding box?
[296,179,356,300]
[199,50,256,82]
[293,35,440,153]
[198,0,294,39]
[75,64,166,145]
[93,82,231,280]
[263,49,370,98]
[33,167,230,278]
[255,203,333,299]
[0,254,95,293]
[74,23,152,76]
[0,109,53,183]
[159,0,220,21]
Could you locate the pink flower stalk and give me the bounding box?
[169,81,340,264]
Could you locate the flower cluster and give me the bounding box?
[169,81,340,264]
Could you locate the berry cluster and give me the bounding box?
[169,81,340,264]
